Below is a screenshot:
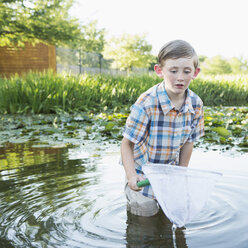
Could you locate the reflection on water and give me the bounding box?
[126,210,186,247]
[0,142,68,170]
[0,142,248,247]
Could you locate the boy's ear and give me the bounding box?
[154,64,164,78]
[193,67,200,79]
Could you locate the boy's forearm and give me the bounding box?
[120,138,136,180]
[179,142,194,167]
[121,138,144,191]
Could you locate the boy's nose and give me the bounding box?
[177,72,184,81]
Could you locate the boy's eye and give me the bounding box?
[184,71,191,74]
[170,70,177,73]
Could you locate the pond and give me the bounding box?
[0,138,248,248]
[0,108,248,247]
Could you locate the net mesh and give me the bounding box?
[143,164,222,228]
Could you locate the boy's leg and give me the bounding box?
[125,183,159,217]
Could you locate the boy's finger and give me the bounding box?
[128,181,141,191]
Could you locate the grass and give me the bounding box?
[0,72,247,114]
[190,75,248,106]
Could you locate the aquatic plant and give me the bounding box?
[0,107,247,155]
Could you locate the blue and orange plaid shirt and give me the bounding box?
[123,81,204,198]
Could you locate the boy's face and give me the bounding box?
[154,57,200,97]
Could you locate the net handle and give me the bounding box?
[137,179,150,187]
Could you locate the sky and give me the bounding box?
[70,0,248,58]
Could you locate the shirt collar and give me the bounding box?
[182,89,195,114]
[157,81,195,115]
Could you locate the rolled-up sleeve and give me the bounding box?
[123,104,150,144]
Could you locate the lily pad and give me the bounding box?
[104,122,115,131]
[238,142,248,148]
[212,127,231,137]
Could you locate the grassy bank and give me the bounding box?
[0,72,247,114]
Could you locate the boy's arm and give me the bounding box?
[179,142,194,167]
[121,137,143,191]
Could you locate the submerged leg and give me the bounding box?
[124,183,159,217]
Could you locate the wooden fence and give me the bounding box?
[0,43,56,77]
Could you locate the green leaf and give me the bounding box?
[104,122,115,131]
[212,127,231,137]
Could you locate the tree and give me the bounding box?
[76,20,106,68]
[79,20,105,53]
[229,57,248,74]
[198,55,208,64]
[56,20,106,68]
[103,33,155,72]
[148,54,158,71]
[201,56,232,75]
[0,0,82,47]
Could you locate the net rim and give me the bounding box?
[143,163,223,178]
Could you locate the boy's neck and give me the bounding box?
[166,89,187,110]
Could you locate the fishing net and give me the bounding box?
[143,164,222,228]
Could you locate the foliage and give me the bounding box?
[0,72,247,115]
[103,33,155,72]
[200,55,248,75]
[201,56,232,75]
[198,55,208,64]
[0,0,82,47]
[190,74,248,106]
[0,107,247,155]
[56,47,111,69]
[203,107,248,150]
[56,47,79,66]
[228,57,248,74]
[78,20,105,53]
[55,20,106,68]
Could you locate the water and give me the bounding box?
[0,142,248,248]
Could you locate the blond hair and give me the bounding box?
[158,40,199,69]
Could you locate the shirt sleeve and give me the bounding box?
[123,104,150,144]
[187,105,205,142]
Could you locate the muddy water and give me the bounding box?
[0,142,248,248]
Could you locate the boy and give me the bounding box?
[121,40,204,217]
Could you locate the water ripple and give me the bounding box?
[185,171,248,248]
[0,148,248,248]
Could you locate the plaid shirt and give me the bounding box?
[123,81,204,198]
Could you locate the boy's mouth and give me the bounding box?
[175,84,184,88]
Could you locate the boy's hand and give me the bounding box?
[128,174,144,191]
